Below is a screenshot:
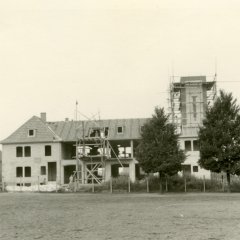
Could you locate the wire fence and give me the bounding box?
[63,175,240,193]
[1,175,240,193]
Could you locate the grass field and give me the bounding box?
[0,193,240,240]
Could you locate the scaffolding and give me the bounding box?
[169,75,217,136]
[73,119,123,186]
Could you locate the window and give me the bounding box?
[45,145,52,156]
[184,141,192,151]
[25,167,31,177]
[193,140,199,151]
[16,146,31,157]
[28,129,35,137]
[25,183,31,187]
[117,126,123,134]
[41,166,46,175]
[193,166,199,172]
[140,126,144,133]
[16,183,24,186]
[182,164,191,175]
[24,146,31,157]
[16,147,23,157]
[104,127,109,137]
[16,167,23,177]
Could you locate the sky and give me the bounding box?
[1,0,240,141]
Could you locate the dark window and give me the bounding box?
[45,145,52,156]
[16,183,24,186]
[28,129,35,136]
[24,146,31,157]
[140,126,144,133]
[41,166,46,175]
[89,128,100,137]
[16,167,23,177]
[193,140,199,151]
[182,164,191,175]
[117,126,123,134]
[25,167,31,177]
[193,166,199,172]
[104,127,109,137]
[16,147,23,157]
[25,183,31,187]
[184,141,192,151]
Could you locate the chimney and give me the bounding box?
[40,112,47,122]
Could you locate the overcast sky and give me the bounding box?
[1,0,240,141]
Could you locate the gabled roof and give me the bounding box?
[48,118,149,141]
[1,116,61,144]
[1,116,149,144]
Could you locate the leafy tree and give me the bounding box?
[198,90,240,192]
[136,107,186,191]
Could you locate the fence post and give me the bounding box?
[184,177,187,193]
[128,176,131,193]
[165,177,168,192]
[110,177,113,193]
[92,178,95,193]
[74,180,77,192]
[38,176,40,192]
[159,173,163,194]
[20,177,22,192]
[222,175,224,192]
[2,177,4,192]
[146,176,149,193]
[203,175,206,193]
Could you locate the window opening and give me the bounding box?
[184,141,192,151]
[193,140,199,151]
[25,166,31,177]
[16,147,23,157]
[41,166,46,175]
[193,166,199,172]
[117,126,123,134]
[104,127,109,137]
[24,146,31,157]
[45,145,52,156]
[16,167,23,177]
[28,129,35,137]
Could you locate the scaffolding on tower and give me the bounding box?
[168,75,217,136]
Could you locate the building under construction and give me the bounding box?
[0,114,147,191]
[169,75,217,177]
[0,75,217,191]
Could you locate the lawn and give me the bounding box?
[0,193,240,240]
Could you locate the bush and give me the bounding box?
[57,174,232,193]
[110,176,129,192]
[228,179,240,192]
[131,179,148,192]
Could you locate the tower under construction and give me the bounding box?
[169,75,217,177]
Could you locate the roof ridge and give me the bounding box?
[47,117,150,124]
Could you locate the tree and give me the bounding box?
[198,90,240,192]
[136,107,185,190]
